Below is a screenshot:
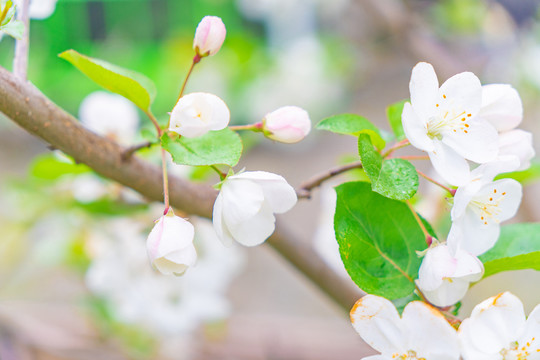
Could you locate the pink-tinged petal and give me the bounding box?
[442,118,499,163]
[428,141,471,186]
[350,295,407,355]
[193,16,226,56]
[438,71,482,118]
[462,292,526,354]
[409,62,439,121]
[221,178,264,226]
[402,301,460,359]
[402,102,434,152]
[450,207,500,256]
[417,244,458,291]
[479,84,523,132]
[212,193,234,246]
[226,202,276,246]
[499,130,535,171]
[233,171,297,213]
[263,106,311,143]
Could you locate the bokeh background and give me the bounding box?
[0,0,540,358]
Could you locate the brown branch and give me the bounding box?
[0,66,363,312]
[297,161,363,199]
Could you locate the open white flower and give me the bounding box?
[262,106,311,143]
[498,130,535,171]
[459,292,540,360]
[169,92,230,138]
[146,208,197,276]
[448,165,522,256]
[402,62,499,186]
[416,243,483,307]
[350,294,460,360]
[213,171,297,246]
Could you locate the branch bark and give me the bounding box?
[0,66,363,312]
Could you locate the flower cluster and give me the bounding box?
[145,16,311,276]
[351,292,540,360]
[403,62,533,307]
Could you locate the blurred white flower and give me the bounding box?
[193,16,226,57]
[79,91,139,145]
[402,62,499,186]
[498,129,535,171]
[263,106,311,143]
[146,208,197,276]
[350,294,460,360]
[416,243,483,307]
[169,92,230,138]
[13,0,57,20]
[459,292,540,359]
[213,171,297,246]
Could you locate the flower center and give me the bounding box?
[500,337,539,360]
[391,350,426,359]
[469,187,506,225]
[425,96,472,139]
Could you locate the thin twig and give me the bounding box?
[210,165,226,181]
[13,0,30,80]
[416,169,454,195]
[121,141,156,161]
[382,139,410,158]
[297,161,363,199]
[389,155,429,161]
[144,110,162,136]
[175,54,201,105]
[229,123,263,132]
[161,148,169,210]
[406,199,431,244]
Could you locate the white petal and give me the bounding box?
[479,84,523,132]
[226,202,276,246]
[471,156,521,182]
[438,71,483,118]
[221,178,265,226]
[461,292,526,355]
[475,179,522,223]
[350,295,406,354]
[441,118,499,163]
[417,244,457,291]
[421,277,471,307]
[212,193,234,246]
[402,301,460,358]
[452,248,484,280]
[428,141,471,186]
[233,171,297,213]
[449,207,500,256]
[402,102,434,152]
[499,130,535,171]
[409,62,439,121]
[519,304,540,354]
[459,318,500,360]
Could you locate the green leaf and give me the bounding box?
[358,134,418,200]
[30,154,90,180]
[480,223,540,278]
[334,181,427,299]
[386,100,407,141]
[59,49,156,112]
[161,129,243,167]
[316,114,386,150]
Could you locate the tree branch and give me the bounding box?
[0,66,363,312]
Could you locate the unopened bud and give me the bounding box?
[193,16,226,57]
[262,106,311,144]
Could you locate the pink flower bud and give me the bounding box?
[262,106,311,144]
[146,208,197,276]
[193,16,226,57]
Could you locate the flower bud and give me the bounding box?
[193,16,226,57]
[146,208,197,276]
[262,106,311,144]
[169,92,230,138]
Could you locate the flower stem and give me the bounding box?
[416,169,454,195]
[144,110,162,137]
[176,54,201,105]
[406,199,431,245]
[210,165,227,181]
[229,122,263,132]
[161,148,170,211]
[297,161,364,199]
[382,139,410,158]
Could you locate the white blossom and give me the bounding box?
[459,292,540,360]
[416,243,483,307]
[262,105,311,143]
[498,129,535,171]
[213,171,297,246]
[146,208,197,276]
[402,62,499,186]
[350,294,460,360]
[448,164,522,256]
[169,92,230,138]
[193,16,226,57]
